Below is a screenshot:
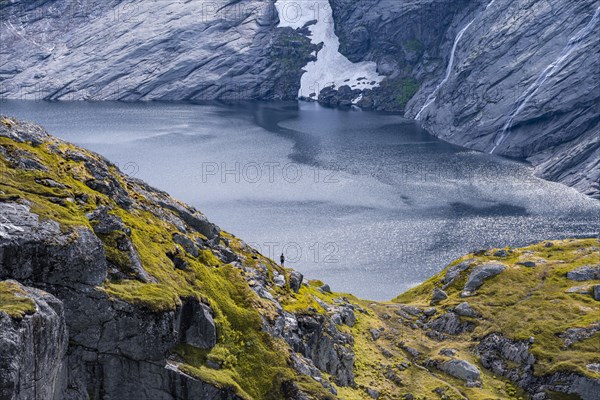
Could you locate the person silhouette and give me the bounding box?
[280,253,285,267]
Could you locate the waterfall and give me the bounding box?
[490,6,600,154]
[275,0,384,100]
[416,0,497,120]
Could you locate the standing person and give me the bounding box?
[280,253,285,267]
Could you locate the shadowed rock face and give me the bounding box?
[0,282,68,400]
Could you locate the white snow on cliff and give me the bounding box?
[275,0,384,100]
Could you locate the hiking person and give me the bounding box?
[280,253,285,267]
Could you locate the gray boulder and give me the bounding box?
[431,288,448,303]
[566,266,600,281]
[442,259,473,289]
[439,359,480,383]
[289,271,304,293]
[454,302,479,318]
[425,312,475,338]
[462,263,506,296]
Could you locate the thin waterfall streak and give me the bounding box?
[416,0,496,121]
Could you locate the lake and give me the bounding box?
[1,100,599,300]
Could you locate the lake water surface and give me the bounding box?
[2,100,599,300]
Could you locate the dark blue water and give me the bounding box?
[1,100,598,300]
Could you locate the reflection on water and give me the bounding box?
[2,100,598,300]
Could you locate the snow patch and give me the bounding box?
[275,0,384,100]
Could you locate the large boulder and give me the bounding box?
[439,359,480,383]
[462,263,506,296]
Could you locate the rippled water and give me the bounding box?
[2,100,599,300]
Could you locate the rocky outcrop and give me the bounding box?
[477,333,600,400]
[0,282,68,400]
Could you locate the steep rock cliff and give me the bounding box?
[0,0,315,101]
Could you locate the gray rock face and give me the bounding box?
[566,265,600,281]
[404,0,600,199]
[0,202,108,287]
[0,282,68,400]
[439,359,480,383]
[294,314,355,386]
[462,263,506,296]
[331,0,600,198]
[0,0,316,102]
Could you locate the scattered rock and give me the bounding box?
[424,307,437,317]
[400,305,422,316]
[173,233,199,257]
[319,284,332,293]
[439,348,457,357]
[425,312,475,338]
[385,366,402,385]
[565,286,591,294]
[593,285,600,301]
[340,306,356,327]
[381,347,395,358]
[587,363,600,373]
[273,273,286,287]
[454,302,478,318]
[366,387,380,399]
[494,249,509,257]
[370,329,382,341]
[517,261,536,268]
[560,324,600,348]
